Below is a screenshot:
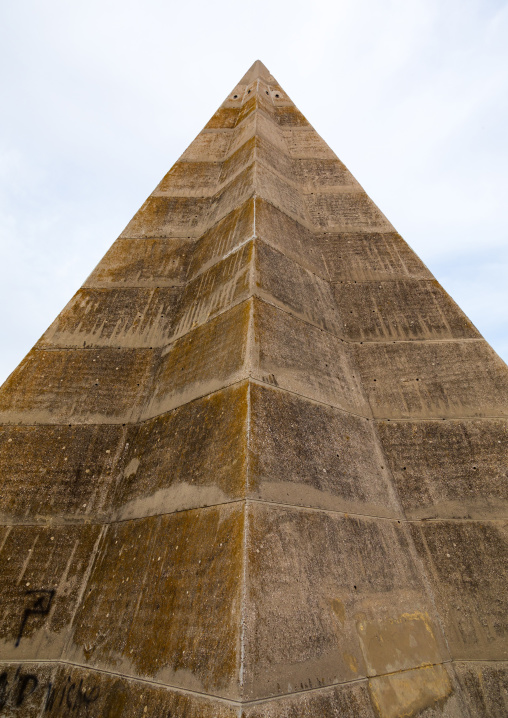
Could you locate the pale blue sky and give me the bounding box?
[1,0,507,384]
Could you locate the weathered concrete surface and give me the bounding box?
[241,503,449,701]
[39,286,181,348]
[0,347,156,424]
[317,230,433,282]
[86,237,194,287]
[377,418,508,519]
[0,424,126,522]
[113,382,248,520]
[0,663,240,717]
[409,520,508,661]
[353,339,508,419]
[333,279,480,342]
[248,382,399,517]
[66,504,244,698]
[0,59,507,717]
[0,524,102,660]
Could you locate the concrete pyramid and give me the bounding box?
[0,61,507,717]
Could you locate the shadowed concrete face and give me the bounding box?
[0,59,506,717]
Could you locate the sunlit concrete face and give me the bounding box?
[0,59,506,717]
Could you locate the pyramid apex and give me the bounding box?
[239,60,273,84]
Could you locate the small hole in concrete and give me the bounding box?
[353,585,357,590]
[233,95,238,99]
[265,90,269,95]
[275,93,280,98]
[248,89,251,94]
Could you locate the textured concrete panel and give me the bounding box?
[295,157,358,189]
[248,382,400,517]
[39,287,180,348]
[171,241,252,340]
[368,664,463,718]
[271,105,309,127]
[377,418,508,519]
[334,279,480,342]
[220,136,257,185]
[142,300,250,418]
[354,340,508,419]
[0,524,102,660]
[0,662,240,717]
[180,129,232,161]
[255,198,326,276]
[0,662,55,717]
[256,136,295,183]
[242,681,376,718]
[67,504,243,698]
[205,105,239,129]
[252,299,369,414]
[454,661,508,717]
[112,382,248,520]
[188,199,254,278]
[256,164,308,224]
[211,165,257,225]
[307,191,392,231]
[410,520,508,660]
[255,240,341,335]
[317,231,432,282]
[85,237,194,287]
[121,195,212,238]
[243,672,465,718]
[283,128,336,159]
[0,423,125,522]
[242,502,447,700]
[0,347,155,424]
[155,160,222,197]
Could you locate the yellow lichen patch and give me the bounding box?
[369,664,452,718]
[67,504,244,699]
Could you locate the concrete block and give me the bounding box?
[255,198,327,277]
[142,300,250,418]
[454,661,508,717]
[66,504,244,698]
[248,382,401,517]
[306,191,392,231]
[294,157,358,189]
[0,524,102,660]
[333,279,480,341]
[188,199,254,278]
[251,299,369,414]
[85,237,194,288]
[377,418,508,519]
[180,129,232,161]
[254,239,341,335]
[242,502,447,700]
[0,347,155,424]
[154,160,222,196]
[354,340,508,419]
[0,424,125,522]
[112,382,248,520]
[39,287,180,348]
[283,128,337,159]
[317,231,433,282]
[120,195,212,238]
[171,241,252,341]
[204,106,240,129]
[410,520,508,660]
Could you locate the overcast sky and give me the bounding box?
[1,0,507,385]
